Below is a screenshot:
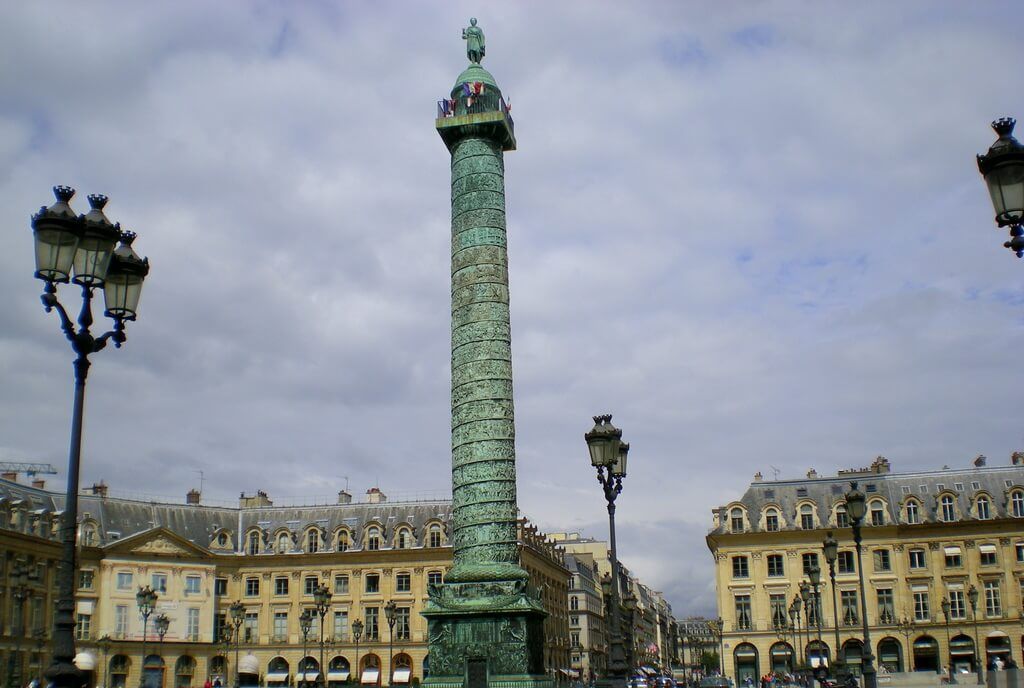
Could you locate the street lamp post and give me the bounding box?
[136,585,158,688]
[314,582,333,688]
[230,600,245,688]
[968,584,983,683]
[622,590,638,676]
[941,597,957,684]
[353,619,364,685]
[897,619,914,673]
[301,608,314,688]
[585,414,631,688]
[31,187,150,688]
[790,597,803,678]
[844,482,877,688]
[218,626,233,688]
[822,533,844,679]
[8,558,37,688]
[800,581,812,668]
[155,613,170,653]
[976,117,1024,255]
[384,601,397,687]
[809,566,825,683]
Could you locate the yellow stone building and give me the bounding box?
[706,455,1024,684]
[0,479,569,688]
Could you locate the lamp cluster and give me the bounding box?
[977,118,1024,256]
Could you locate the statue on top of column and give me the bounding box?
[462,18,485,64]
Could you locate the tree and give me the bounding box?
[700,651,720,674]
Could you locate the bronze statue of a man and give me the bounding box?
[462,18,485,64]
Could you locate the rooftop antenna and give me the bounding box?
[769,465,781,481]
[194,469,204,495]
[344,476,350,491]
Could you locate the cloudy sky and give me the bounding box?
[2,2,1023,617]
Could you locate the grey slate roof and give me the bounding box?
[710,459,1024,534]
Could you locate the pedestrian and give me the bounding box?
[204,679,213,688]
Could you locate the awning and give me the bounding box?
[302,673,322,681]
[362,668,380,684]
[810,658,829,668]
[735,650,756,658]
[771,647,793,656]
[944,546,961,556]
[393,668,412,684]
[979,544,997,554]
[987,630,1009,638]
[266,673,290,682]
[239,655,260,674]
[328,671,351,681]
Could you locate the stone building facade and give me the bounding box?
[706,455,1024,684]
[0,479,569,688]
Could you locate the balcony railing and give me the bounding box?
[437,93,513,128]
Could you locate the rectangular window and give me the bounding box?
[732,556,749,579]
[876,589,894,624]
[115,605,128,638]
[734,595,751,631]
[215,578,228,596]
[984,581,1001,617]
[365,606,380,640]
[944,548,963,568]
[765,513,779,532]
[275,577,289,596]
[187,607,200,641]
[245,577,259,596]
[75,613,92,640]
[305,576,319,595]
[215,614,228,642]
[836,510,849,528]
[802,553,819,576]
[116,572,132,590]
[770,594,788,629]
[151,573,168,594]
[78,570,95,590]
[767,554,784,577]
[1016,542,1024,563]
[838,551,855,574]
[980,546,998,566]
[841,590,859,625]
[870,505,884,526]
[334,610,349,640]
[244,612,258,643]
[905,502,919,524]
[396,573,411,592]
[801,511,814,530]
[909,549,926,570]
[185,575,201,595]
[427,571,442,586]
[873,549,891,572]
[365,573,380,593]
[949,590,966,619]
[334,575,349,594]
[273,612,288,641]
[396,606,411,640]
[913,591,930,622]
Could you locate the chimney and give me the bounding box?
[31,479,45,490]
[753,472,763,482]
[807,469,818,479]
[186,489,201,505]
[337,490,353,504]
[90,481,108,498]
[1,471,17,482]
[366,487,387,504]
[973,455,987,467]
[239,490,273,508]
[1013,452,1024,466]
[871,456,891,474]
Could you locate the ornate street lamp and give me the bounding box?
[384,600,398,687]
[314,582,333,687]
[353,618,364,685]
[31,187,150,688]
[155,613,170,651]
[800,581,812,668]
[968,585,983,682]
[300,608,314,688]
[822,533,844,678]
[941,597,957,684]
[8,559,37,688]
[809,566,826,683]
[136,585,158,688]
[218,626,233,687]
[844,482,877,688]
[977,117,1024,255]
[585,414,630,688]
[229,600,245,688]
[790,596,803,678]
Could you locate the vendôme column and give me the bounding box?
[424,19,550,688]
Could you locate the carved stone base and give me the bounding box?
[423,580,551,688]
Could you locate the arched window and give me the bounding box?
[1011,490,1024,518]
[764,509,779,532]
[217,532,229,548]
[307,530,320,554]
[730,508,744,533]
[175,656,196,687]
[905,500,920,524]
[110,655,131,686]
[941,495,956,522]
[976,495,991,520]
[396,528,410,549]
[337,530,350,552]
[247,531,260,555]
[800,504,814,530]
[836,505,849,528]
[428,524,442,548]
[869,500,885,526]
[82,524,97,547]
[367,526,381,551]
[277,533,290,554]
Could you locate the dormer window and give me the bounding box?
[337,531,350,552]
[730,508,744,533]
[247,531,260,555]
[976,495,991,520]
[941,495,956,522]
[765,509,779,532]
[800,505,814,530]
[307,529,320,554]
[1012,490,1024,518]
[836,505,849,528]
[869,501,885,526]
[428,524,442,548]
[905,500,920,524]
[277,533,290,553]
[367,526,381,551]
